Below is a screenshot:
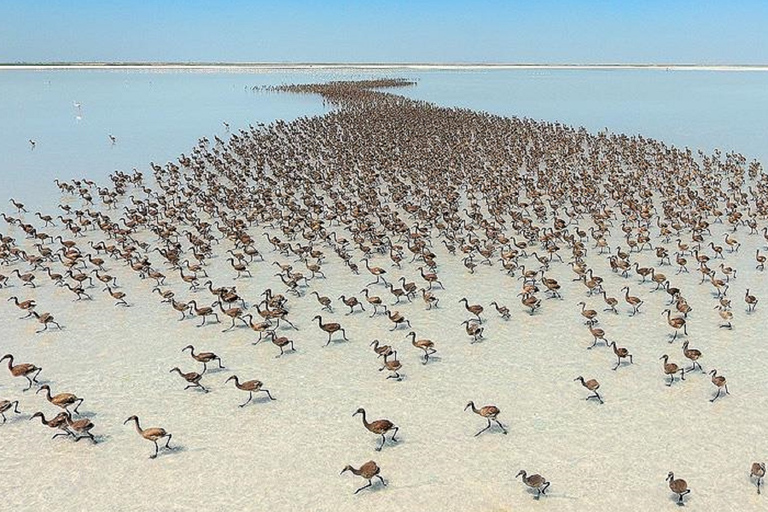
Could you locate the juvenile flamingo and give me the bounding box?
[353,408,399,451]
[340,460,386,494]
[169,367,208,392]
[124,415,173,458]
[709,369,729,402]
[225,375,276,407]
[516,470,550,499]
[750,462,766,494]
[464,401,507,436]
[666,472,690,504]
[0,399,21,424]
[405,331,436,364]
[1,354,42,391]
[36,384,84,414]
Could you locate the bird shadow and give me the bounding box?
[250,394,277,404]
[424,355,443,364]
[156,444,186,458]
[2,413,28,425]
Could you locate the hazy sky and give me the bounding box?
[2,1,767,63]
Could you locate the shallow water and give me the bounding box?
[2,70,768,511]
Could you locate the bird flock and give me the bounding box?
[2,78,768,507]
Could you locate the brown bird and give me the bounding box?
[59,411,96,443]
[0,399,21,424]
[406,331,436,365]
[361,258,388,286]
[577,301,598,325]
[124,415,173,458]
[36,384,84,414]
[459,297,484,322]
[338,295,365,314]
[379,353,403,380]
[709,369,729,402]
[516,470,550,499]
[384,307,411,331]
[464,401,507,436]
[574,376,603,404]
[225,375,276,407]
[30,311,63,333]
[660,355,685,386]
[666,472,690,504]
[262,331,296,357]
[340,460,386,495]
[187,300,220,327]
[681,341,703,372]
[608,341,633,371]
[745,289,758,312]
[370,339,396,359]
[29,411,69,438]
[310,291,333,312]
[353,408,399,451]
[1,354,42,391]
[490,301,511,320]
[662,309,687,341]
[313,315,349,345]
[361,288,386,316]
[7,296,36,318]
[621,286,643,316]
[182,345,224,373]
[750,462,766,494]
[169,367,208,392]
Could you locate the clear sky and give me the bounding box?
[2,0,767,63]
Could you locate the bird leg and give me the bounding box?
[240,391,253,407]
[259,389,276,401]
[475,419,492,437]
[540,481,550,495]
[73,398,84,414]
[164,433,172,449]
[23,376,34,391]
[341,328,349,341]
[710,388,722,403]
[494,419,508,434]
[354,480,373,495]
[150,440,159,458]
[377,434,386,451]
[216,358,225,369]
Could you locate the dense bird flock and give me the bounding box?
[2,79,768,507]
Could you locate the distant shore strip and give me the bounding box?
[2,63,768,71]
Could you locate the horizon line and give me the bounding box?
[2,61,768,71]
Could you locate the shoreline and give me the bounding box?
[2,63,768,71]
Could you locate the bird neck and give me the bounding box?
[131,417,144,435]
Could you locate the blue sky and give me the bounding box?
[2,1,767,63]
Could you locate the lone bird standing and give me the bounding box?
[516,470,550,499]
[666,472,690,504]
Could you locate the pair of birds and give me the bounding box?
[340,461,550,499]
